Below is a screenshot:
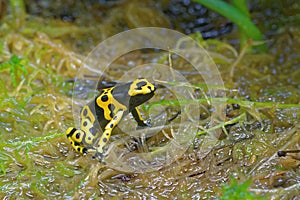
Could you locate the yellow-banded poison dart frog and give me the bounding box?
[66,78,156,162]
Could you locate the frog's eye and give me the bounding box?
[136,81,147,89]
[128,79,156,96]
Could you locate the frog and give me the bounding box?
[66,78,156,162]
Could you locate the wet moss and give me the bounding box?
[0,0,299,199]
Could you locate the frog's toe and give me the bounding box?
[86,148,96,154]
[82,147,88,155]
[136,118,152,129]
[144,118,152,126]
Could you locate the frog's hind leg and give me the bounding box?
[94,109,124,161]
[66,127,89,154]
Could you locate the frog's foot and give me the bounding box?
[144,118,152,127]
[92,151,107,164]
[91,144,110,163]
[136,118,152,129]
[66,127,89,154]
[86,147,96,154]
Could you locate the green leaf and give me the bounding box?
[193,0,266,51]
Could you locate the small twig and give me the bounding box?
[229,41,249,78]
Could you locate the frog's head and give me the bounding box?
[128,78,156,109]
[128,78,156,96]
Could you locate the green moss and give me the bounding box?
[219,177,265,200]
[0,55,28,87]
[0,1,299,199]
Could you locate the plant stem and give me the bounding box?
[197,112,246,136]
[9,0,26,29]
[146,98,300,110]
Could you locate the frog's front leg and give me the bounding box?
[94,109,124,161]
[131,107,151,128]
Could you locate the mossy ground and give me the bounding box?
[0,0,299,199]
